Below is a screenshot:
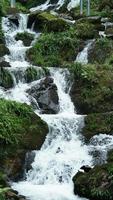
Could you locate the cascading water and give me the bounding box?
[75,40,94,64]
[30,0,80,12]
[1,11,113,200]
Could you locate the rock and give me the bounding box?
[105,27,113,38]
[82,112,113,141]
[78,16,101,24]
[0,60,11,68]
[15,32,34,46]
[24,151,35,172]
[27,76,59,114]
[26,29,82,67]
[8,14,19,27]
[5,189,26,200]
[74,21,98,39]
[24,67,46,83]
[0,99,48,180]
[0,67,14,89]
[73,163,113,200]
[80,165,91,172]
[0,44,10,57]
[88,38,113,64]
[28,12,69,32]
[69,62,113,114]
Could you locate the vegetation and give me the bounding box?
[0,99,48,146]
[27,29,82,67]
[70,62,113,114]
[24,67,46,83]
[0,68,14,89]
[73,163,113,200]
[82,112,113,141]
[15,32,34,46]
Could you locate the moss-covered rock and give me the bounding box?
[74,19,99,39]
[70,63,113,114]
[0,68,14,89]
[0,44,9,57]
[88,38,113,64]
[28,12,69,32]
[24,67,45,83]
[26,29,83,67]
[73,163,113,200]
[82,112,113,141]
[0,99,48,180]
[15,32,34,46]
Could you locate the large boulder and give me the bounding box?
[27,76,59,114]
[0,99,48,180]
[70,63,113,114]
[82,112,113,141]
[73,162,113,200]
[28,12,69,32]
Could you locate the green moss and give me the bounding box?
[88,38,113,64]
[27,29,81,67]
[83,112,113,141]
[73,163,113,200]
[0,44,9,57]
[0,99,48,147]
[75,21,98,39]
[70,63,113,114]
[29,12,70,32]
[24,67,46,83]
[0,68,14,89]
[15,32,34,46]
[0,0,9,17]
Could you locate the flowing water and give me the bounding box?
[75,40,94,64]
[30,0,80,12]
[1,12,113,200]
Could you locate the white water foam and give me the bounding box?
[75,40,94,64]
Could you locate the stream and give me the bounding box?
[1,12,113,200]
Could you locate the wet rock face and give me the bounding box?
[8,14,19,27]
[0,60,11,68]
[27,76,59,114]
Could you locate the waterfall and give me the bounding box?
[75,40,94,64]
[30,0,80,12]
[1,12,113,200]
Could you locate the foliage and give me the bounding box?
[0,68,14,89]
[0,99,48,146]
[27,29,81,67]
[15,32,34,46]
